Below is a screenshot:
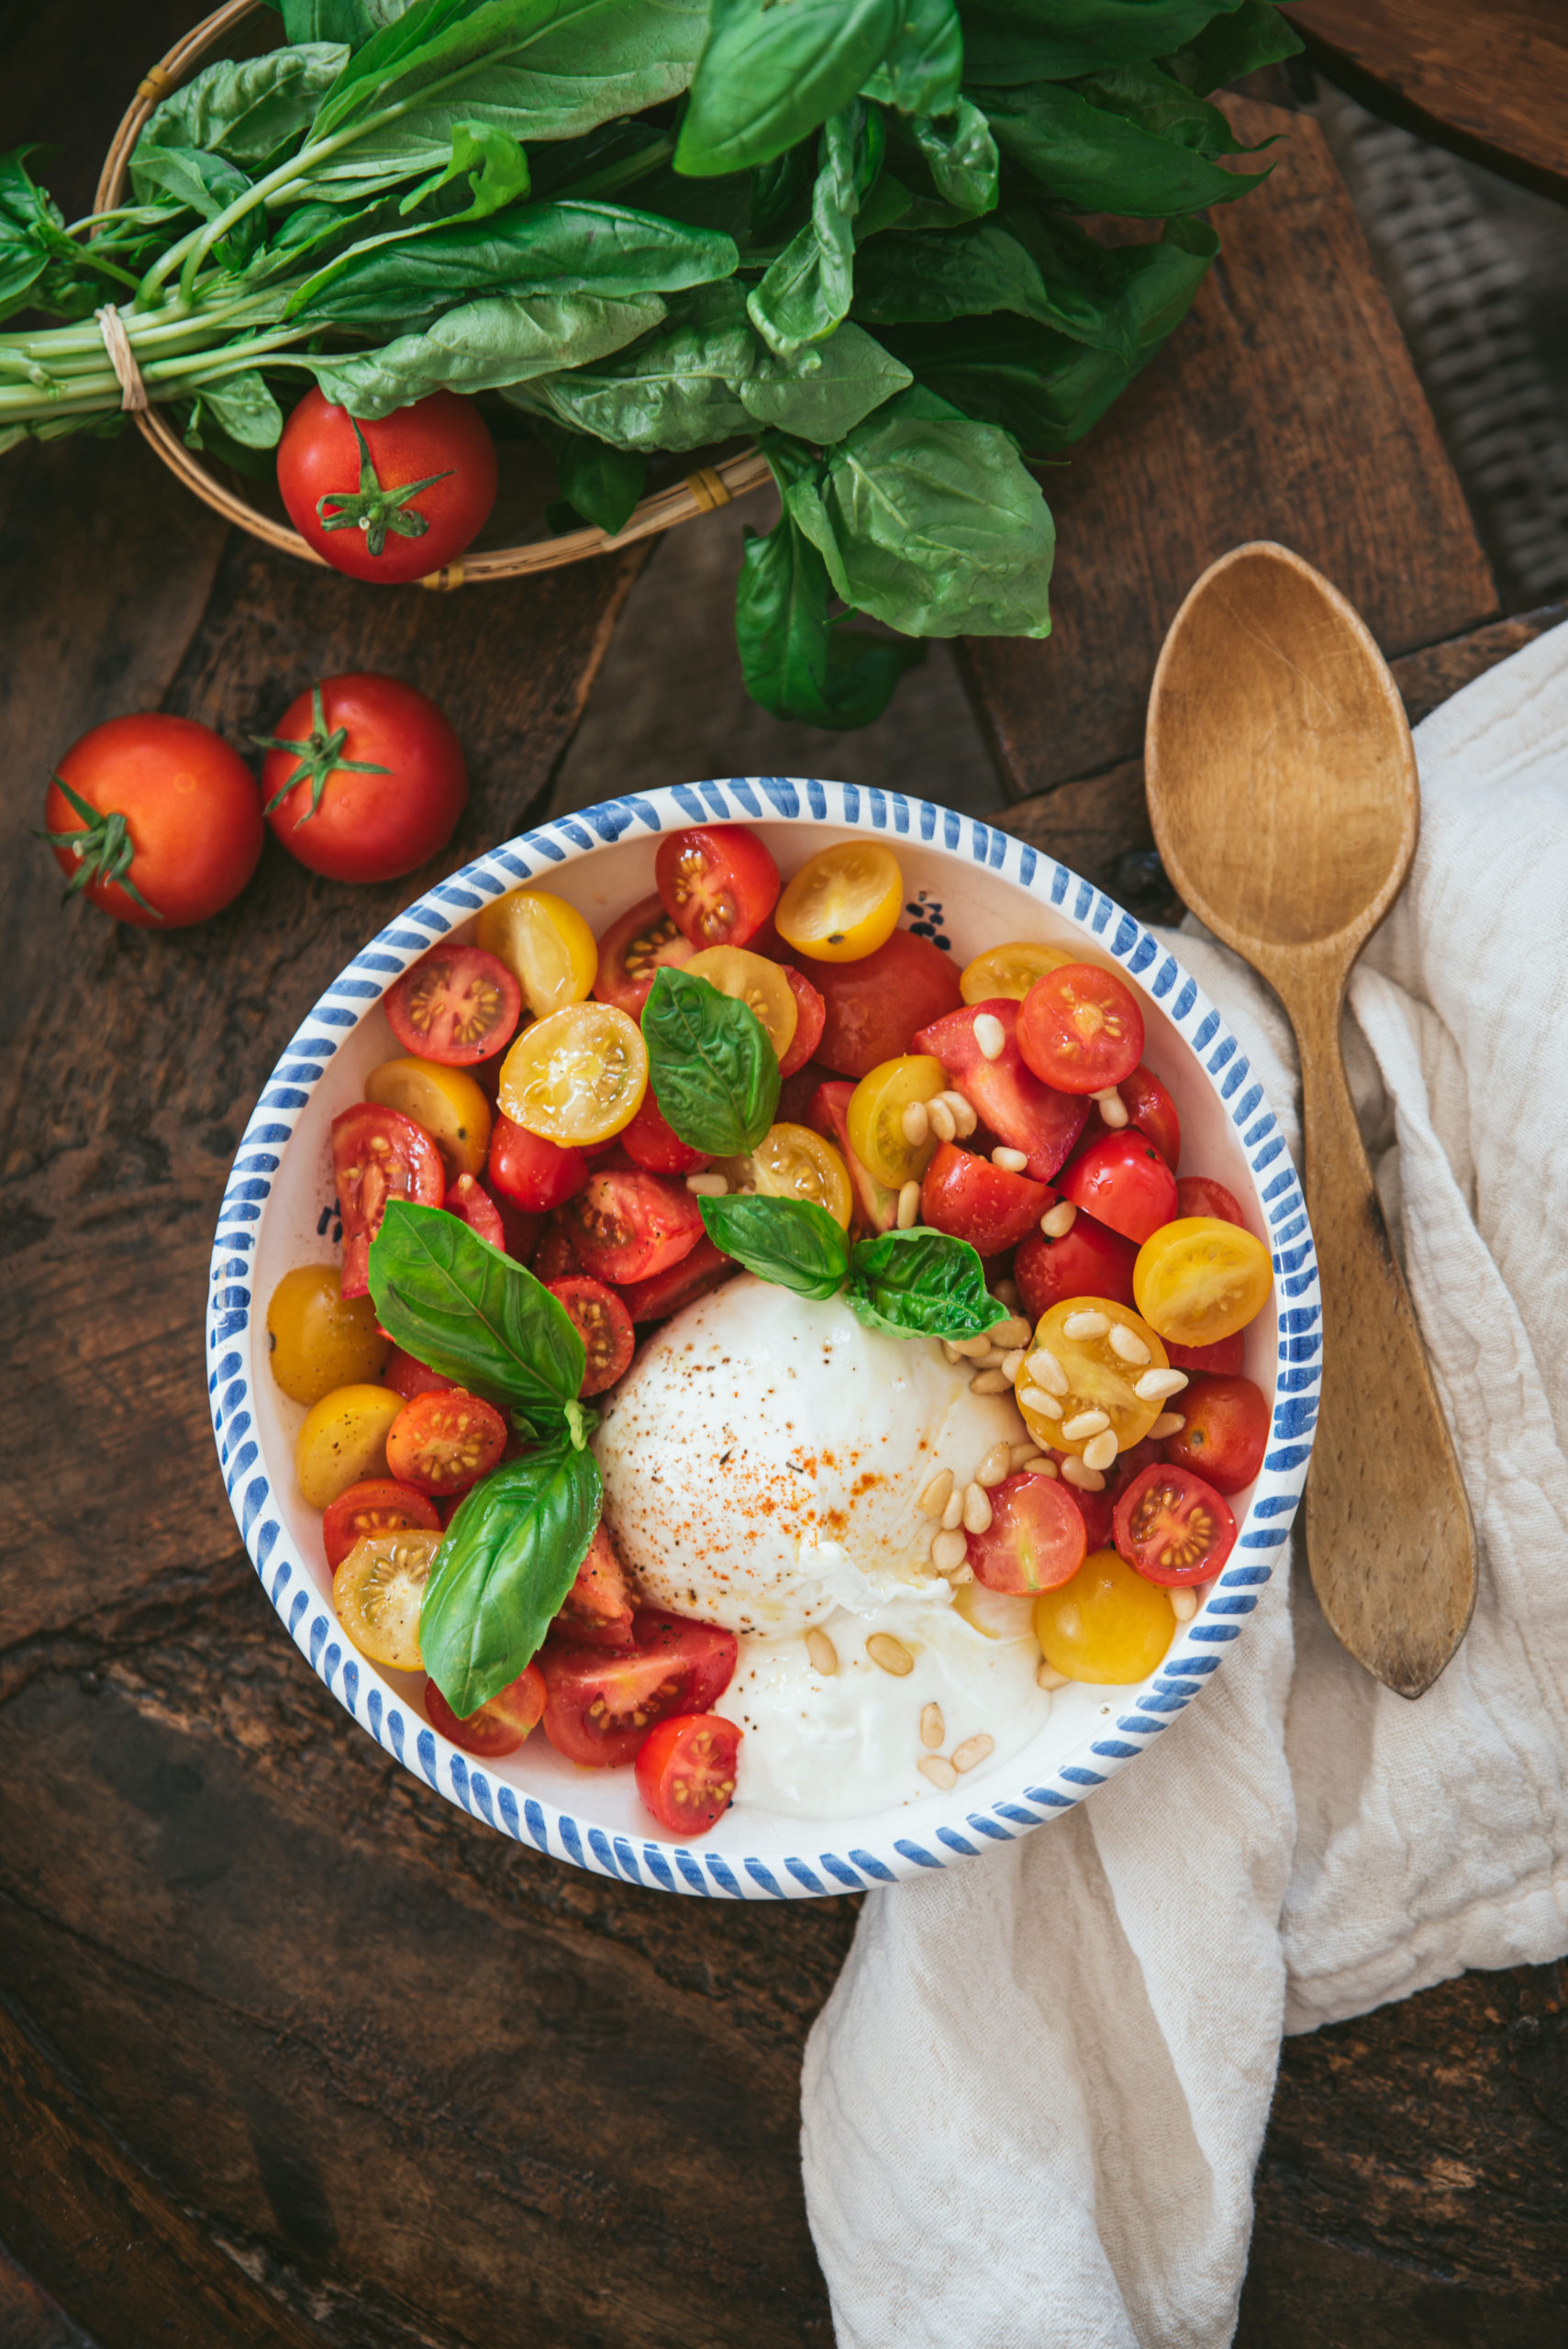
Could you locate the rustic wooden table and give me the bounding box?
[2,11,1565,2348]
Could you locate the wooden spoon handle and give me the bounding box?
[1292,984,1476,1698]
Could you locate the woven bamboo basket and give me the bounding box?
[93,0,771,589]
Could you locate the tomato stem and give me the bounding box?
[310,415,453,558]
[35,772,161,918]
[253,682,394,824]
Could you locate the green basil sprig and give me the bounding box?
[419,1438,602,1718]
[699,1195,851,1300]
[643,965,779,1156]
[846,1226,1007,1340]
[368,1198,584,1426]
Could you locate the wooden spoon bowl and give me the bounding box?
[1146,542,1475,1699]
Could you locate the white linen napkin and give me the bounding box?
[800,620,1568,2348]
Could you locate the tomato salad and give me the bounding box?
[266,824,1275,1838]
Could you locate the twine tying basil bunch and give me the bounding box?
[0,0,1298,727]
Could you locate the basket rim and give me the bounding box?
[94,0,770,589]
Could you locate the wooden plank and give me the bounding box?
[1283,0,1568,206]
[961,94,1499,803]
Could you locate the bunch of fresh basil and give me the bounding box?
[0,0,1299,726]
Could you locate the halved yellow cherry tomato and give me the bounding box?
[847,1054,946,1186]
[718,1121,854,1228]
[960,941,1111,1004]
[1016,1297,1170,1458]
[333,1528,441,1672]
[774,842,902,963]
[684,944,798,1060]
[266,1264,389,1405]
[1134,1217,1273,1346]
[364,1054,492,1178]
[1034,1548,1175,1684]
[295,1383,405,1509]
[498,1000,647,1145]
[476,887,597,1019]
[952,1583,1040,1642]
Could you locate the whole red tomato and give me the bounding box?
[41,712,261,928]
[276,387,497,584]
[257,673,467,883]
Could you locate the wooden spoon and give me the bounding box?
[1144,541,1475,1699]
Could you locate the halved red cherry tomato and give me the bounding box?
[557,1521,637,1648]
[776,964,827,1078]
[384,1346,458,1402]
[920,1141,1050,1254]
[620,1086,711,1175]
[385,944,521,1067]
[635,1712,741,1834]
[809,928,962,1080]
[1015,1212,1138,1320]
[1061,1132,1179,1244]
[1077,1064,1182,1169]
[808,1078,897,1233]
[616,1232,737,1322]
[1113,1463,1236,1586]
[1058,1466,1114,1554]
[1018,963,1144,1094]
[532,1220,584,1284]
[442,1172,505,1249]
[426,1662,545,1757]
[539,1609,738,1765]
[1176,1175,1247,1228]
[546,1275,635,1396]
[966,1472,1086,1594]
[385,1389,507,1496]
[1164,1331,1246,1376]
[486,1113,586,1213]
[1162,1374,1269,1494]
[654,823,779,949]
[593,892,696,1016]
[321,1477,440,1570]
[332,1102,446,1298]
[913,998,1087,1181]
[561,1167,703,1286]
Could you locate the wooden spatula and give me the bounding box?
[1144,541,1475,1699]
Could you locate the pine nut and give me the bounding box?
[918,1467,954,1518]
[1020,1454,1058,1476]
[1025,1347,1069,1395]
[1108,1322,1151,1365]
[951,1732,995,1775]
[942,1341,962,1364]
[1062,1408,1109,1442]
[941,1089,977,1137]
[971,1369,1010,1393]
[992,1145,1029,1174]
[1000,1349,1026,1381]
[1151,1411,1185,1439]
[929,1097,956,1142]
[1082,1430,1118,1472]
[1063,1308,1109,1340]
[1040,1199,1077,1239]
[940,1484,964,1531]
[1061,1455,1105,1491]
[805,1627,839,1675]
[1170,1587,1199,1621]
[1037,1661,1071,1690]
[955,1333,994,1360]
[973,1011,1006,1061]
[931,1528,968,1571]
[992,1314,1033,1350]
[1010,1438,1039,1464]
[918,1754,958,1789]
[867,1632,914,1676]
[920,1701,945,1749]
[962,1481,993,1534]
[1018,1385,1062,1419]
[1134,1367,1189,1402]
[900,1098,930,1147]
[896,1178,921,1229]
[976,1442,1012,1487]
[1094,1086,1129,1129]
[994,1279,1020,1309]
[685,1172,728,1197]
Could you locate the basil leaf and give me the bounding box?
[737,504,922,728]
[190,368,284,449]
[909,99,1000,217]
[747,100,881,360]
[846,1228,1006,1341]
[743,319,910,441]
[0,149,66,319]
[975,72,1267,218]
[698,1195,850,1301]
[368,1197,584,1420]
[779,386,1056,640]
[525,280,754,449]
[862,0,963,116]
[961,2,1242,83]
[531,415,647,534]
[131,45,349,196]
[397,118,530,222]
[278,0,406,43]
[678,0,902,177]
[1175,0,1305,95]
[311,288,665,417]
[421,1438,601,1715]
[643,966,779,1156]
[853,216,1137,355]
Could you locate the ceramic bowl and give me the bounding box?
[207,781,1318,1898]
